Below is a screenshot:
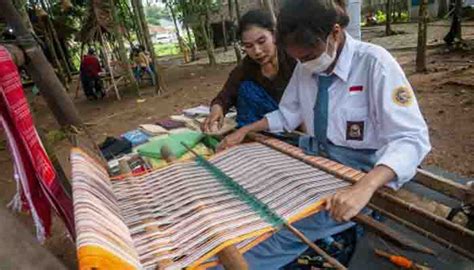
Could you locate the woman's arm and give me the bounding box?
[217,118,269,151]
[203,65,246,132]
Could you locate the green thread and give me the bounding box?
[195,155,285,228]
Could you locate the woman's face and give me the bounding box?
[241,26,276,65]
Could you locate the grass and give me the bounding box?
[154,43,180,56]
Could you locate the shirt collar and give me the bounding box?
[331,31,355,82]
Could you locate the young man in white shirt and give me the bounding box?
[218,0,431,268]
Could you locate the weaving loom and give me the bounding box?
[72,138,368,270]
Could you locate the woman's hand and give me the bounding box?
[202,104,224,133]
[217,127,250,152]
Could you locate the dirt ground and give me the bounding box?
[0,38,473,268]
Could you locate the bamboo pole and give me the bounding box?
[109,0,140,96]
[40,17,67,87]
[99,28,121,100]
[222,15,228,52]
[133,0,165,94]
[40,0,72,83]
[129,0,146,49]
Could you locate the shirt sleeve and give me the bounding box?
[370,52,431,190]
[210,65,245,114]
[265,64,303,132]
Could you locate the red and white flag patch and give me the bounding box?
[349,85,364,93]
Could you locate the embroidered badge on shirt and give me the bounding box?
[346,121,364,141]
[392,86,414,107]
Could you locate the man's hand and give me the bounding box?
[325,165,396,222]
[216,127,250,152]
[202,104,224,133]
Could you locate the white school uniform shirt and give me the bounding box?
[265,32,431,189]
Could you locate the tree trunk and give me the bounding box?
[222,15,228,52]
[134,0,165,94]
[40,19,67,87]
[385,0,393,36]
[40,0,72,84]
[185,24,197,61]
[262,0,277,25]
[110,0,140,95]
[438,0,448,18]
[200,15,217,66]
[13,0,34,31]
[234,0,242,25]
[453,0,463,41]
[168,3,187,60]
[416,0,428,72]
[129,0,146,48]
[228,0,242,63]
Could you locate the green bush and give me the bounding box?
[154,43,180,56]
[376,10,387,23]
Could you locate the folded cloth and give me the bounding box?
[137,131,204,159]
[121,129,150,146]
[156,119,186,130]
[100,137,132,160]
[139,124,169,136]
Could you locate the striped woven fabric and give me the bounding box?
[72,142,351,270]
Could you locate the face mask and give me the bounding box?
[302,38,337,74]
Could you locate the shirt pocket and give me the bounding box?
[339,106,375,149]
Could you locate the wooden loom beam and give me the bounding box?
[249,133,474,260]
[414,169,474,204]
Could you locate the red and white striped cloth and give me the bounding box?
[0,45,75,240]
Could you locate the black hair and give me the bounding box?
[237,9,275,39]
[277,0,350,48]
[88,48,95,55]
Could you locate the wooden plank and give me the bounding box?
[414,169,474,204]
[217,245,249,270]
[370,193,474,260]
[0,206,68,269]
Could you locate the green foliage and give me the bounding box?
[376,10,387,23]
[154,43,180,56]
[116,0,138,33]
[145,5,170,25]
[374,10,410,24]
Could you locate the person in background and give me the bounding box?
[80,48,104,100]
[132,46,156,86]
[217,0,431,268]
